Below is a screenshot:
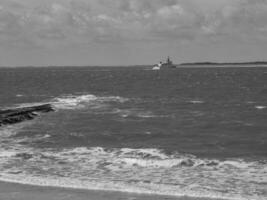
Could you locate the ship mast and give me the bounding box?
[167,56,172,64]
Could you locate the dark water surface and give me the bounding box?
[0,66,267,199]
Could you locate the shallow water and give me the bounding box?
[0,66,267,199]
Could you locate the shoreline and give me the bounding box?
[0,180,226,200]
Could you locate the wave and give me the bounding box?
[111,108,160,118]
[53,94,98,109]
[7,94,128,111]
[1,94,267,200]
[0,145,266,200]
[0,151,17,158]
[52,94,129,110]
[255,106,266,110]
[49,147,265,170]
[188,100,205,104]
[34,93,160,119]
[16,94,24,97]
[0,174,255,200]
[50,94,162,119]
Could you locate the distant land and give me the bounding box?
[178,61,267,66]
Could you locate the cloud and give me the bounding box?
[0,0,267,48]
[199,0,267,38]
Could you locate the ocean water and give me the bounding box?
[0,66,267,200]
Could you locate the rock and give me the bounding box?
[0,104,54,126]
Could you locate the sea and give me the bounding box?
[0,66,266,200]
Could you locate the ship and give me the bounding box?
[152,56,176,70]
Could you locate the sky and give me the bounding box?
[0,0,267,66]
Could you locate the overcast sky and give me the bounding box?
[0,0,267,66]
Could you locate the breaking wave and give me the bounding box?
[111,108,161,118]
[255,106,266,110]
[51,94,129,110]
[49,94,164,119]
[188,100,205,104]
[7,94,128,111]
[0,142,266,200]
[12,94,164,120]
[1,94,267,200]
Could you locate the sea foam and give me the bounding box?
[0,174,257,200]
[0,145,266,200]
[255,106,266,110]
[52,94,128,110]
[1,94,267,200]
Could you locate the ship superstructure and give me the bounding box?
[152,56,176,70]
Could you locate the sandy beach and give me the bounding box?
[0,181,227,200]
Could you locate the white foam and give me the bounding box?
[118,148,170,160]
[112,109,158,118]
[136,113,158,118]
[255,106,266,110]
[52,94,128,110]
[97,96,128,103]
[220,160,253,169]
[119,157,185,168]
[0,151,17,158]
[0,144,266,200]
[0,171,265,200]
[0,122,33,138]
[11,94,128,111]
[189,100,204,104]
[52,94,98,109]
[16,94,24,97]
[42,147,267,175]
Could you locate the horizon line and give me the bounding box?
[1,61,267,68]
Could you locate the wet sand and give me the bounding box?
[0,181,224,200]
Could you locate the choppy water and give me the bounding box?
[0,66,267,199]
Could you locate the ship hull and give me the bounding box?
[161,64,177,69]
